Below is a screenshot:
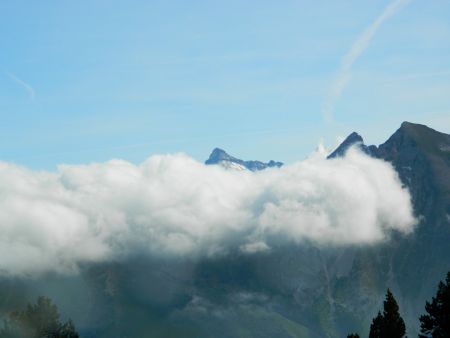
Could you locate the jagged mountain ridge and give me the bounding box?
[0,122,449,338]
[324,121,450,336]
[205,147,283,171]
[327,132,378,158]
[328,121,450,216]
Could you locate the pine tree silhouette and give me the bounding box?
[419,271,450,337]
[368,289,406,338]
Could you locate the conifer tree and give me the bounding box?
[419,271,450,337]
[382,289,406,337]
[0,296,80,338]
[347,333,360,338]
[369,311,383,338]
[368,289,406,338]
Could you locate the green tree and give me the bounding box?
[0,320,24,338]
[382,289,406,337]
[347,333,360,338]
[10,296,61,338]
[368,289,406,338]
[419,271,450,338]
[369,311,383,338]
[0,296,79,338]
[58,320,79,338]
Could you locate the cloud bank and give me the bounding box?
[0,148,415,276]
[322,0,411,121]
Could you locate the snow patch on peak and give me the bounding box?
[218,160,248,171]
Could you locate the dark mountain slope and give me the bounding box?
[327,121,450,336]
[377,122,450,216]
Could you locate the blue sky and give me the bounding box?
[1,0,449,169]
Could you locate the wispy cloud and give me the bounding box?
[322,0,411,122]
[6,72,36,100]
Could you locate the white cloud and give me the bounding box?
[322,0,411,121]
[0,148,416,276]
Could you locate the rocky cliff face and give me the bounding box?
[323,122,450,336]
[328,122,449,221]
[377,122,450,216]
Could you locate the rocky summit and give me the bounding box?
[322,121,450,336]
[205,147,283,171]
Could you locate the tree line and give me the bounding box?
[0,271,448,337]
[347,271,450,338]
[0,296,79,338]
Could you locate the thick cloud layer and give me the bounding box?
[0,148,416,276]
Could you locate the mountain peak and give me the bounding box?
[205,148,283,171]
[399,121,434,134]
[396,121,450,142]
[327,132,366,159]
[210,147,227,156]
[205,148,234,165]
[400,121,415,128]
[400,121,429,129]
[346,131,364,143]
[385,121,450,152]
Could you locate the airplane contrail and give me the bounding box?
[6,72,36,100]
[322,0,411,122]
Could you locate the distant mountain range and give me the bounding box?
[0,122,449,338]
[205,147,283,171]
